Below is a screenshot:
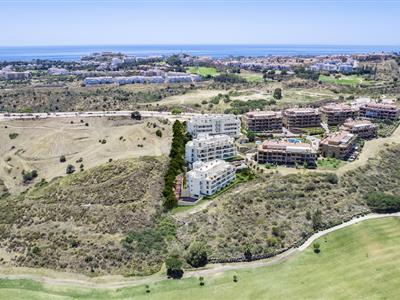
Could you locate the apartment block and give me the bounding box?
[320,103,359,125]
[341,119,378,139]
[320,130,357,159]
[359,103,399,121]
[257,140,317,166]
[242,111,283,132]
[185,134,236,165]
[187,114,241,138]
[186,160,236,198]
[282,108,321,128]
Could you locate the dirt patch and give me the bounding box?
[0,117,171,193]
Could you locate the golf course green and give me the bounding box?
[1,217,400,299]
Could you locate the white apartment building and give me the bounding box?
[186,160,236,198]
[185,134,236,165]
[187,114,241,138]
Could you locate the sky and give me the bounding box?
[0,0,399,46]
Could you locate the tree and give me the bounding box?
[60,155,66,163]
[156,129,163,137]
[66,164,75,174]
[186,242,208,268]
[131,111,141,120]
[199,276,205,286]
[233,275,238,282]
[313,242,321,253]
[165,254,184,279]
[273,88,282,100]
[247,131,256,142]
[244,246,252,261]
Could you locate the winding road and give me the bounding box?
[0,212,399,290]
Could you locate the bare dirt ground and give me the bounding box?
[0,117,171,193]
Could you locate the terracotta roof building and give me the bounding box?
[320,130,357,159]
[320,103,359,125]
[242,111,282,132]
[257,140,317,166]
[282,108,321,128]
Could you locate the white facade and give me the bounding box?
[187,114,241,138]
[186,160,236,198]
[185,133,236,165]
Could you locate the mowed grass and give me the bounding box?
[238,71,264,83]
[1,217,400,299]
[319,74,371,86]
[186,67,219,77]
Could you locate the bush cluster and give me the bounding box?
[365,192,400,213]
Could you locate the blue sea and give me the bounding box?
[0,44,399,62]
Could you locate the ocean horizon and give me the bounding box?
[1,44,400,62]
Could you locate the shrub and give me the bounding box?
[22,170,38,183]
[8,133,19,139]
[171,107,182,115]
[186,242,208,268]
[326,173,338,184]
[273,88,282,100]
[233,275,238,282]
[312,209,323,231]
[66,164,75,174]
[156,129,163,137]
[365,192,400,213]
[60,155,66,163]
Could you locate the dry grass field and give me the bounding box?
[0,117,171,193]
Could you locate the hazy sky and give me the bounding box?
[0,0,399,46]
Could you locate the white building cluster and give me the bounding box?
[309,59,358,73]
[185,134,236,166]
[183,114,242,199]
[83,73,201,86]
[187,114,241,138]
[0,66,31,81]
[186,160,236,198]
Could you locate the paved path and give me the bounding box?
[0,110,200,122]
[0,212,399,289]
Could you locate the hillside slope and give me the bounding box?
[0,156,167,275]
[177,142,400,261]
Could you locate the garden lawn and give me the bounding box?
[319,74,369,86]
[1,217,400,299]
[186,67,219,77]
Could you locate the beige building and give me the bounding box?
[242,111,282,132]
[320,130,357,159]
[257,140,317,166]
[320,103,359,125]
[282,108,321,128]
[359,103,399,121]
[341,119,378,139]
